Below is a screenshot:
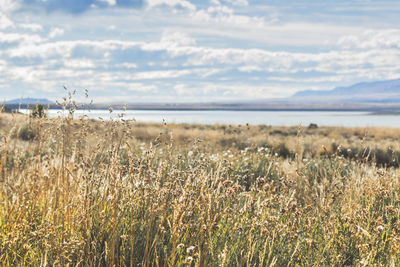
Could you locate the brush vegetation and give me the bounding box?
[1,103,400,266]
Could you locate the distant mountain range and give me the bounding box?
[4,79,400,112]
[291,79,400,103]
[6,98,54,105]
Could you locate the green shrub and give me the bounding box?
[273,143,292,159]
[18,124,36,141]
[31,104,47,118]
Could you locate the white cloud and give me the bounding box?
[160,31,196,47]
[98,0,117,6]
[140,32,196,52]
[116,63,138,69]
[48,28,65,39]
[238,66,262,72]
[1,65,58,91]
[126,83,158,92]
[7,40,141,58]
[338,29,400,50]
[144,36,400,78]
[3,28,400,99]
[8,41,75,58]
[1,1,400,101]
[173,83,187,95]
[183,82,298,99]
[192,5,265,28]
[200,68,226,78]
[131,69,192,80]
[19,23,43,32]
[0,13,14,29]
[147,0,196,11]
[64,59,95,69]
[225,0,249,6]
[0,32,42,45]
[0,0,19,12]
[267,76,351,83]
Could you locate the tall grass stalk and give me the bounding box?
[1,101,400,266]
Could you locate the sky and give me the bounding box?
[0,0,400,103]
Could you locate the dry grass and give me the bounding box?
[1,106,400,266]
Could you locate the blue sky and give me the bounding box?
[0,0,400,102]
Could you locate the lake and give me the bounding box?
[20,109,400,127]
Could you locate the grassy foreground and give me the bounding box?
[1,108,400,266]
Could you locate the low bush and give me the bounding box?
[18,124,36,141]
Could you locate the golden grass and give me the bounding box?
[1,108,400,266]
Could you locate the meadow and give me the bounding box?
[1,104,400,266]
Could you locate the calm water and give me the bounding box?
[20,109,400,127]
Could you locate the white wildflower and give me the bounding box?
[186,246,195,253]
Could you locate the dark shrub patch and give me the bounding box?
[273,143,293,159]
[18,124,36,141]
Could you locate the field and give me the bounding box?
[1,106,400,266]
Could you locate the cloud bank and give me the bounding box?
[20,0,144,14]
[0,0,399,102]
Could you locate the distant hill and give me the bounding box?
[292,79,400,103]
[6,98,54,105]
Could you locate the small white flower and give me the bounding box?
[210,154,218,161]
[186,246,195,253]
[135,181,145,188]
[188,151,193,157]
